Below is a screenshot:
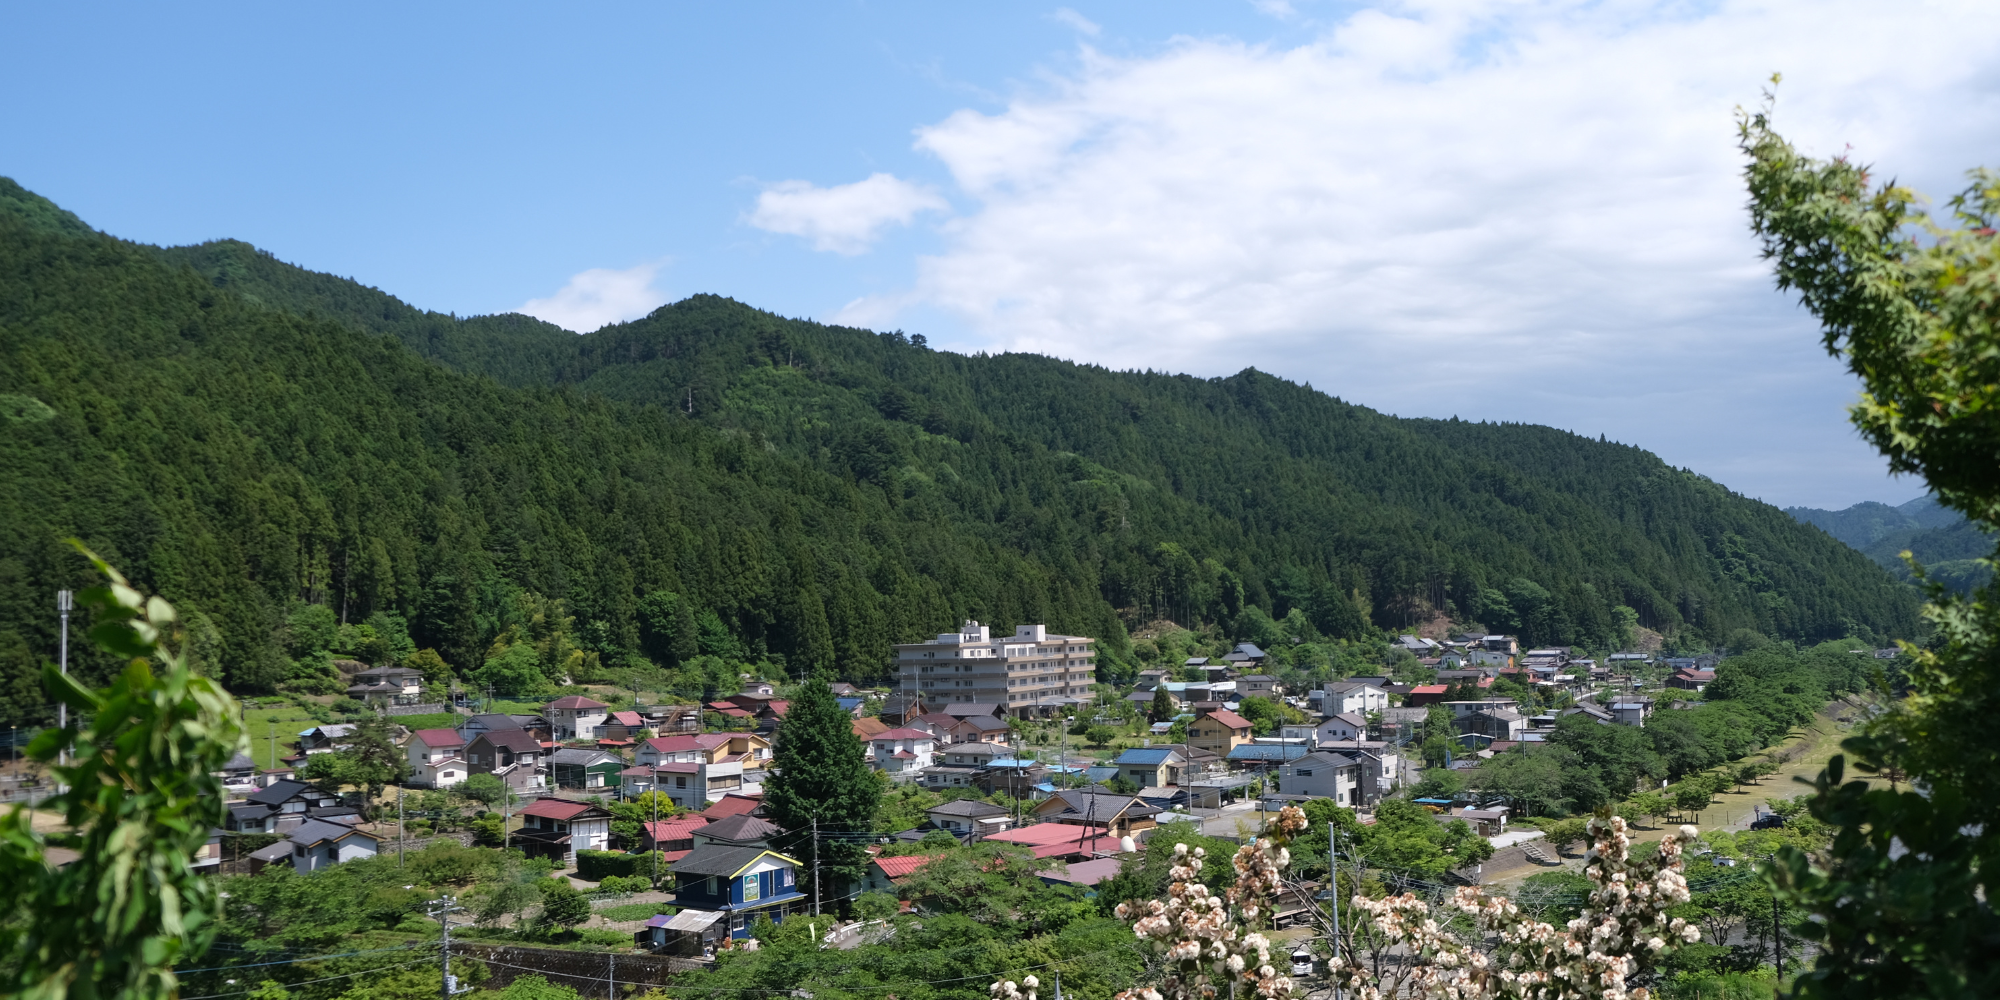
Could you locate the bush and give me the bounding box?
[575,849,665,882]
[330,697,366,715]
[595,875,649,893]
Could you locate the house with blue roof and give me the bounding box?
[669,844,805,940]
[1113,746,1186,788]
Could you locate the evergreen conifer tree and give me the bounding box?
[1149,685,1174,723]
[763,679,879,911]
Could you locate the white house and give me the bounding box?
[870,728,938,776]
[622,760,749,810]
[514,797,614,865]
[1320,682,1388,717]
[1313,712,1368,743]
[404,728,468,789]
[543,695,610,740]
[248,819,380,873]
[1275,751,1363,807]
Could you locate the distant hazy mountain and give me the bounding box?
[1786,496,1992,592]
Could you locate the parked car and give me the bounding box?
[1291,949,1314,977]
[1750,813,1785,831]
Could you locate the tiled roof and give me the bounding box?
[701,814,782,843]
[671,844,795,878]
[546,695,610,710]
[644,733,732,754]
[699,793,764,821]
[1114,747,1181,765]
[872,853,945,881]
[873,728,936,741]
[643,818,710,842]
[518,798,601,820]
[410,728,464,747]
[1201,710,1252,730]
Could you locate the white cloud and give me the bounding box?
[1051,8,1101,36]
[833,0,2000,507]
[515,262,669,333]
[746,173,948,255]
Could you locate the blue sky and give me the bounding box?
[6,2,1998,509]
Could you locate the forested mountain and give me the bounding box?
[1785,495,1993,592]
[0,178,1920,723]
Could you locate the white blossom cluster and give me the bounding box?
[992,975,1039,1000]
[1087,805,1308,1000]
[1329,816,1703,1000]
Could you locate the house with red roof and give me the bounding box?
[596,709,650,743]
[1189,708,1254,756]
[514,797,614,865]
[403,729,468,789]
[698,792,764,822]
[1403,684,1451,707]
[641,816,710,856]
[980,822,1124,860]
[542,695,610,740]
[861,852,946,894]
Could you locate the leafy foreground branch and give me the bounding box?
[1740,91,2000,997]
[0,547,246,1000]
[1042,807,1700,1000]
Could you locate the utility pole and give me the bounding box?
[811,816,821,917]
[56,590,71,773]
[429,894,467,999]
[1329,820,1341,1000]
[399,790,406,866]
[269,721,277,771]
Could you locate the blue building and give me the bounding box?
[668,844,806,939]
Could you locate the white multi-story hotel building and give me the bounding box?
[895,621,1096,717]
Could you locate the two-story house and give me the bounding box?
[543,695,610,741]
[346,664,426,707]
[1321,682,1389,717]
[549,747,626,790]
[465,729,546,790]
[669,845,806,940]
[1031,789,1160,838]
[247,818,379,873]
[943,715,1011,745]
[1311,713,1368,743]
[229,779,350,834]
[869,728,938,777]
[1189,709,1254,756]
[513,797,614,865]
[1275,750,1363,806]
[636,732,773,770]
[1237,674,1280,699]
[621,760,746,810]
[926,799,1013,837]
[1112,746,1186,788]
[403,729,468,788]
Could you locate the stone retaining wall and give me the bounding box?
[451,941,706,991]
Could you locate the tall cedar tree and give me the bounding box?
[762,679,880,909]
[1149,685,1175,723]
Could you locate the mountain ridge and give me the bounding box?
[0,178,1921,724]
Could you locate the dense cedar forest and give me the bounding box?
[0,178,1920,724]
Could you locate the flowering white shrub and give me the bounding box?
[1088,806,1307,1000]
[1330,815,1701,1000]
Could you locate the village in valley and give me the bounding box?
[126,612,1836,979]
